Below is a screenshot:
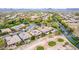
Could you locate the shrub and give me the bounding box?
[64,42,69,45]
[48,41,56,47]
[36,46,44,50]
[58,38,64,42]
[31,36,35,41]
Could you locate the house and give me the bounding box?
[29,29,42,39]
[38,26,53,34]
[1,28,12,33]
[4,35,22,46]
[18,32,32,43]
[25,24,38,32]
[31,15,39,21]
[11,24,26,31]
[42,15,49,20]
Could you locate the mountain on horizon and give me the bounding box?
[0,8,79,12]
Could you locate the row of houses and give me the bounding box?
[0,24,26,34]
[60,13,79,24]
[1,26,54,48]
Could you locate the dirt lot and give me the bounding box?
[67,22,79,36]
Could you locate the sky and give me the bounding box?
[0,0,79,8]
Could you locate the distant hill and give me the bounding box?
[0,8,79,12]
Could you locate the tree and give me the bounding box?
[41,33,46,37]
[75,13,79,16]
[47,16,52,22]
[34,19,41,25]
[69,27,74,32]
[56,16,62,22]
[0,38,5,48]
[0,23,4,29]
[52,22,59,28]
[31,36,35,41]
[61,20,68,28]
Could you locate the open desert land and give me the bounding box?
[16,34,77,50]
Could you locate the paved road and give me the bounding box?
[54,17,79,49]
